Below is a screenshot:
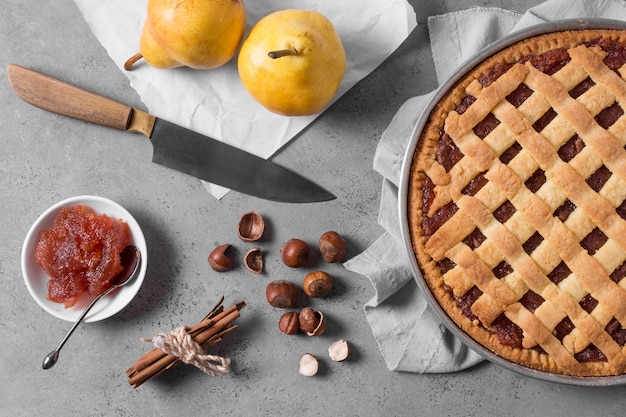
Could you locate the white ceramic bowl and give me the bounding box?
[21,195,147,322]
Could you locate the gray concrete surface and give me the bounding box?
[2,0,625,416]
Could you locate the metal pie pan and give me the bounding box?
[398,18,626,386]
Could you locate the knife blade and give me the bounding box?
[6,64,335,203]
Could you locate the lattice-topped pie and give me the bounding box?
[407,28,626,376]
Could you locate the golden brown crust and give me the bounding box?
[408,29,626,377]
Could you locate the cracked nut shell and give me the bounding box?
[208,244,235,272]
[238,211,265,242]
[244,247,263,274]
[299,307,326,336]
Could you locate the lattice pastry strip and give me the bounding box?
[515,88,553,125]
[609,114,626,145]
[594,239,626,276]
[563,205,596,241]
[529,239,563,276]
[503,210,538,246]
[576,84,616,117]
[599,166,626,207]
[482,121,520,158]
[537,114,576,149]
[567,146,604,184]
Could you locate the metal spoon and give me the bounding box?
[42,245,141,370]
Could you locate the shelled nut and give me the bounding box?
[328,339,350,362]
[298,353,319,376]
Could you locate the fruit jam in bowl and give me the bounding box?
[21,195,147,322]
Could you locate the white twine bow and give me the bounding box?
[142,325,231,376]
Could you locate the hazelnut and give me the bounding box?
[208,244,235,272]
[278,311,300,335]
[319,231,347,263]
[238,211,264,242]
[265,280,299,308]
[302,271,333,298]
[280,238,310,268]
[298,307,319,333]
[298,353,318,376]
[328,339,350,362]
[244,247,263,274]
[299,307,326,336]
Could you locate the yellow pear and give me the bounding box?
[125,0,247,71]
[237,9,347,116]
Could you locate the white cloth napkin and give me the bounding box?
[344,0,626,373]
[71,0,417,199]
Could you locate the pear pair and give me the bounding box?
[126,2,346,117]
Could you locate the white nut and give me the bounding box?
[298,353,319,376]
[328,339,350,362]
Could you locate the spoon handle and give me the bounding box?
[53,285,117,353]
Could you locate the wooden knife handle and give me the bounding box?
[7,64,133,131]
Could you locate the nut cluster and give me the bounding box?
[277,307,327,336]
[208,212,266,274]
[206,212,351,376]
[209,214,347,277]
[297,339,351,377]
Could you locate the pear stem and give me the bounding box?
[268,48,298,59]
[124,52,144,71]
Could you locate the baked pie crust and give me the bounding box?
[408,28,626,377]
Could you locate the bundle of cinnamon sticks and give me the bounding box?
[126,297,246,388]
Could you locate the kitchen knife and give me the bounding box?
[6,64,335,203]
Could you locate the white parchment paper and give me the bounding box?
[72,0,417,198]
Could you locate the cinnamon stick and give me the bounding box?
[126,299,245,388]
[129,303,240,374]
